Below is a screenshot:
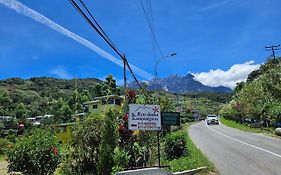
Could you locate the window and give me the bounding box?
[102,99,106,105]
[108,98,114,104]
[115,98,121,105]
[84,106,89,112]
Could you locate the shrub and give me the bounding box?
[59,113,104,175]
[98,109,119,175]
[112,147,131,174]
[164,131,188,160]
[6,129,61,175]
[0,138,12,155]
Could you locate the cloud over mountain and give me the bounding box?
[193,61,260,89]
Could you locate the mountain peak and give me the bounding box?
[129,74,232,94]
[183,73,194,79]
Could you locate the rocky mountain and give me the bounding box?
[129,74,232,93]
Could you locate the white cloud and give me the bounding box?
[193,61,260,89]
[0,0,154,80]
[50,66,72,79]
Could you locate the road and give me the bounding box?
[189,121,281,175]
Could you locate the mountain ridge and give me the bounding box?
[129,73,232,93]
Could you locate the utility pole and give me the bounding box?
[123,55,127,94]
[265,45,281,59]
[123,55,128,113]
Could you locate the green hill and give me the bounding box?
[0,77,101,118]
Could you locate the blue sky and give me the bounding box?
[0,0,281,88]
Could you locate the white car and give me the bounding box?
[206,115,219,125]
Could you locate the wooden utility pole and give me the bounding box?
[265,45,281,59]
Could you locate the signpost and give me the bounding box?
[128,104,161,131]
[161,112,180,126]
[128,104,162,167]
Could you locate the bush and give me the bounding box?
[6,129,61,175]
[59,113,104,175]
[112,147,131,174]
[164,131,188,160]
[0,138,12,155]
[98,109,119,175]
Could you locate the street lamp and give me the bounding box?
[154,52,176,167]
[154,53,177,89]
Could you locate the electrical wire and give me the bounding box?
[68,0,143,88]
[77,0,122,57]
[139,0,163,56]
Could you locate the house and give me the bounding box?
[83,94,124,113]
[0,116,13,122]
[26,114,54,125]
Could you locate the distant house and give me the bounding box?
[0,116,14,122]
[83,94,124,113]
[26,114,54,125]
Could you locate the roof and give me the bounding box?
[93,94,124,100]
[56,122,76,126]
[83,100,100,105]
[83,95,124,105]
[72,113,86,116]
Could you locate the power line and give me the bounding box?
[77,0,122,57]
[68,0,143,88]
[265,44,281,59]
[68,0,123,58]
[139,0,164,56]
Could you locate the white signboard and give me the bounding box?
[128,104,161,131]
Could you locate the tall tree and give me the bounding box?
[15,103,27,121]
[0,89,12,115]
[105,75,117,95]
[98,110,119,175]
[68,89,83,114]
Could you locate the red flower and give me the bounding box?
[123,113,128,121]
[52,147,58,156]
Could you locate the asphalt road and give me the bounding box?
[189,121,281,175]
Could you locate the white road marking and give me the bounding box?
[206,123,281,159]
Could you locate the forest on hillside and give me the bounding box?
[220,57,281,126]
[0,75,120,123]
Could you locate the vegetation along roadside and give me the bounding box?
[162,123,216,174]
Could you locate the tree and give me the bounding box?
[60,113,104,175]
[15,103,27,121]
[98,109,119,175]
[0,89,12,115]
[7,129,61,175]
[51,98,72,123]
[81,89,91,102]
[92,83,105,97]
[68,89,83,113]
[105,75,117,95]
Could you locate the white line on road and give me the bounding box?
[206,124,281,159]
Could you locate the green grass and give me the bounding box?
[220,117,262,133]
[0,155,5,161]
[162,123,216,173]
[220,117,277,137]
